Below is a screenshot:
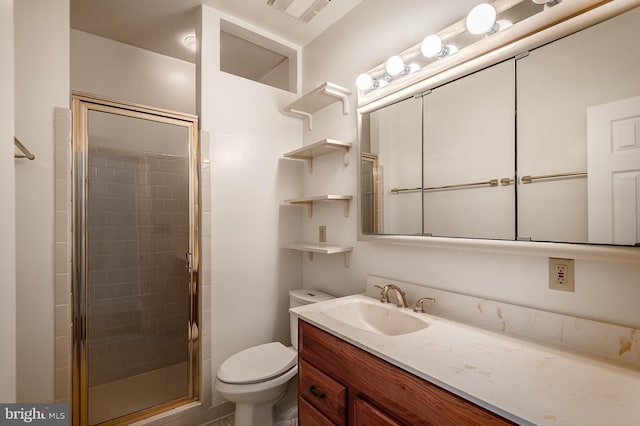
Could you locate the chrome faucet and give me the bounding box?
[374,284,408,308]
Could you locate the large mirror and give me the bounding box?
[423,59,515,240]
[517,5,640,245]
[361,96,422,235]
[360,4,640,246]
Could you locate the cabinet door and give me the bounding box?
[299,359,347,425]
[299,396,337,426]
[353,397,402,426]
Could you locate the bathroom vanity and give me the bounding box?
[298,320,510,425]
[291,279,640,426]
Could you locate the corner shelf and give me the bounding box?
[284,139,352,173]
[285,195,353,218]
[284,82,352,130]
[286,243,353,268]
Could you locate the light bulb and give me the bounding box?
[421,35,448,58]
[356,73,375,91]
[533,0,563,9]
[466,3,497,35]
[385,55,405,76]
[497,19,513,31]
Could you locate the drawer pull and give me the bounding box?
[309,385,326,400]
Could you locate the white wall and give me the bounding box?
[71,30,196,115]
[301,0,640,329]
[14,0,69,402]
[198,5,304,407]
[0,0,16,403]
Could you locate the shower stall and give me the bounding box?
[71,93,200,425]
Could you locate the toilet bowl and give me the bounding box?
[215,289,334,426]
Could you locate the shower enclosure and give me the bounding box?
[71,93,199,425]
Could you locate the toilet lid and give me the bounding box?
[217,342,297,384]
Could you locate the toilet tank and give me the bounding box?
[289,289,334,349]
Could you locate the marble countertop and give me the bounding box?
[290,294,640,426]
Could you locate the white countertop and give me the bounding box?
[291,294,640,426]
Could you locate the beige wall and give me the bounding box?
[14,0,69,402]
[301,0,640,329]
[0,0,16,403]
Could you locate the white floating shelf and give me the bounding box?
[284,139,352,173]
[284,82,352,130]
[286,243,353,268]
[285,195,353,218]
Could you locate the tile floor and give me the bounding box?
[209,414,234,426]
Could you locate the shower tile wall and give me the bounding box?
[87,147,189,387]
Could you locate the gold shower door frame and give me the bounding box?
[71,93,200,425]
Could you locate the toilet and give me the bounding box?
[215,289,334,426]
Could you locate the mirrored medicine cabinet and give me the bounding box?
[359,3,640,247]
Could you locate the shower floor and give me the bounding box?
[89,361,188,425]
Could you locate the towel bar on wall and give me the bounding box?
[520,171,587,184]
[390,178,506,194]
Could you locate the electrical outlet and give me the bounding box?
[319,225,327,243]
[549,257,574,292]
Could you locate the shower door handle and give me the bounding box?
[185,252,193,273]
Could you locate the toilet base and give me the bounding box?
[234,398,278,426]
[230,379,298,426]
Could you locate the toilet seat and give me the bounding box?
[217,342,297,385]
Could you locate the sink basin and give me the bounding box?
[321,296,430,336]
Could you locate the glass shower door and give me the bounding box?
[72,95,199,425]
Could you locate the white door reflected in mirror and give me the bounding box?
[588,96,640,245]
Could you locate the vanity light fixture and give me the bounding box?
[532,0,563,8]
[496,19,514,31]
[407,63,420,73]
[420,34,449,58]
[466,3,499,36]
[355,0,553,94]
[385,55,407,76]
[356,73,377,92]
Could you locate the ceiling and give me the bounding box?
[70,0,363,63]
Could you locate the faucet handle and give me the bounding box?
[413,297,436,313]
[373,285,389,303]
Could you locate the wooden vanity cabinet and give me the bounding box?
[297,320,513,426]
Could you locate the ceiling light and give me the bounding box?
[421,35,449,59]
[385,55,406,76]
[466,3,498,36]
[184,35,197,50]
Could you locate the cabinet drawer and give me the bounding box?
[299,396,337,426]
[299,358,346,425]
[353,397,402,426]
